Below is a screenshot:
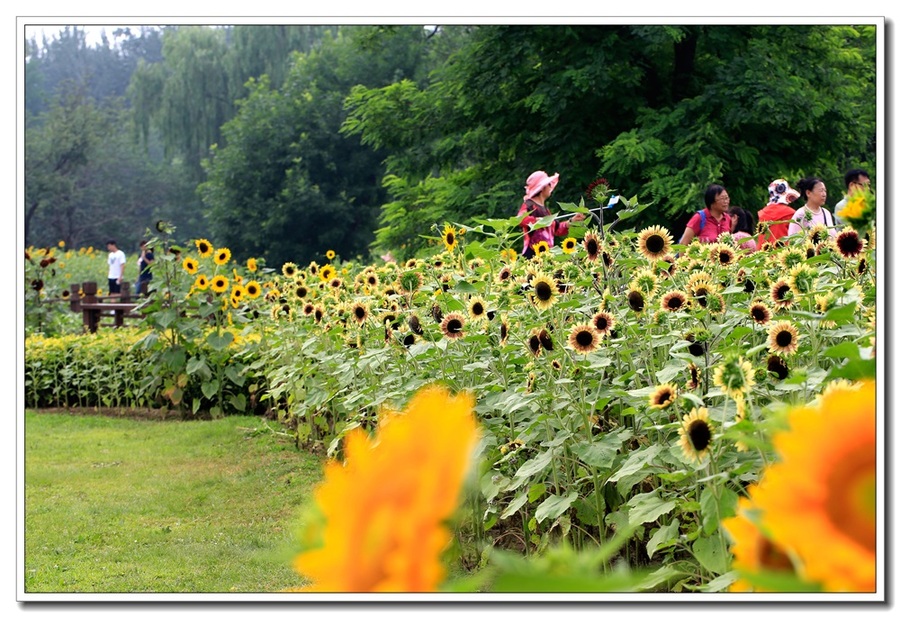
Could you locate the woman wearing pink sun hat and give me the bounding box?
[516,170,583,258]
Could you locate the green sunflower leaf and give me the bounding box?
[534,491,578,523]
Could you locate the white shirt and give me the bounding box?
[107,249,126,279]
[787,206,837,238]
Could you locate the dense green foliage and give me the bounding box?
[343,25,876,258]
[25,23,877,266]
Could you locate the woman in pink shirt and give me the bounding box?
[729,206,758,252]
[678,184,732,245]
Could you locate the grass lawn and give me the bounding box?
[23,410,323,594]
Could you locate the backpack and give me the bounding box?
[696,209,730,235]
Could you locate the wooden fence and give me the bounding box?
[64,281,147,333]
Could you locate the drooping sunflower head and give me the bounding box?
[560,236,578,254]
[440,312,465,340]
[807,223,829,246]
[530,273,558,310]
[537,327,554,351]
[195,238,213,258]
[583,233,601,261]
[637,225,673,261]
[835,229,866,259]
[398,270,424,295]
[713,355,755,399]
[767,320,800,356]
[210,275,229,294]
[626,287,645,313]
[649,383,677,409]
[441,224,458,252]
[214,247,231,266]
[787,263,817,297]
[499,316,509,346]
[182,257,199,275]
[679,407,714,464]
[661,290,688,312]
[686,362,701,390]
[633,267,659,298]
[568,323,599,354]
[591,310,615,336]
[526,328,543,356]
[766,354,789,380]
[749,302,772,326]
[313,304,325,323]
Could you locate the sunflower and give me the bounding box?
[325,249,336,261]
[678,407,714,464]
[532,241,550,257]
[214,247,231,266]
[498,317,510,347]
[246,257,258,272]
[467,296,488,321]
[530,273,558,310]
[560,237,578,254]
[769,279,794,309]
[705,292,727,316]
[319,264,336,282]
[787,263,817,297]
[365,271,380,288]
[499,248,518,263]
[244,281,261,299]
[195,238,213,258]
[689,283,712,307]
[294,285,310,300]
[749,302,772,326]
[61,289,71,299]
[686,271,713,292]
[583,233,601,261]
[626,287,645,313]
[686,363,701,391]
[441,224,458,252]
[777,246,806,270]
[497,266,513,283]
[649,383,677,409]
[526,329,543,357]
[231,284,245,302]
[351,302,370,325]
[407,314,424,336]
[194,274,210,290]
[398,270,424,294]
[537,328,553,351]
[307,261,320,277]
[430,304,443,324]
[329,277,343,291]
[807,223,829,245]
[835,229,865,259]
[722,496,798,592]
[591,311,615,337]
[282,262,298,278]
[713,244,736,267]
[182,257,199,275]
[766,354,789,380]
[661,290,688,312]
[440,312,465,340]
[209,275,229,294]
[293,385,479,592]
[568,324,600,354]
[767,321,800,356]
[633,268,659,297]
[303,302,316,317]
[637,225,673,261]
[713,356,755,399]
[750,380,876,591]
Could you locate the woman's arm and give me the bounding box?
[678,226,696,246]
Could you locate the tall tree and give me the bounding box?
[343,24,877,257]
[199,26,444,267]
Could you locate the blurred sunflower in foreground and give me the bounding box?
[723,379,876,592]
[292,385,480,592]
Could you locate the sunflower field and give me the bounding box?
[23,189,879,595]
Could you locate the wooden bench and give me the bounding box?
[71,281,144,333]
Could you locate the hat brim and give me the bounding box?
[526,173,560,199]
